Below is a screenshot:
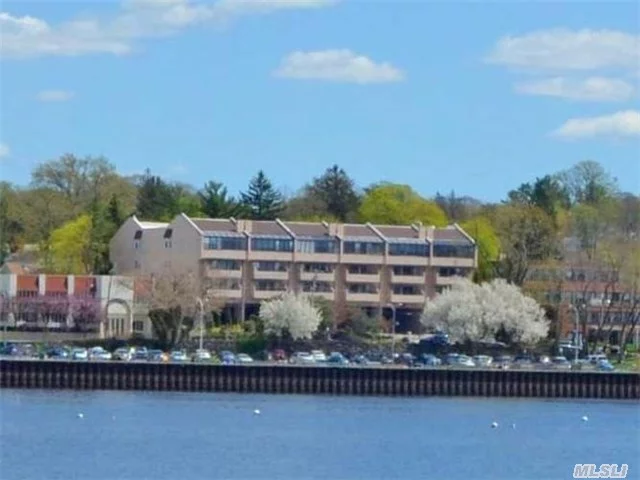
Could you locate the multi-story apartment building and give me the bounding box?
[110,214,477,331]
[0,273,153,341]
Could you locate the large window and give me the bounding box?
[302,263,334,273]
[347,283,378,294]
[388,242,429,257]
[392,285,423,295]
[433,243,475,258]
[438,267,468,277]
[254,262,288,272]
[343,241,384,255]
[254,280,287,291]
[301,281,333,293]
[212,259,241,270]
[393,266,423,276]
[347,264,379,275]
[203,236,247,251]
[251,237,293,252]
[296,239,338,254]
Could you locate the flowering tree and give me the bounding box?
[259,292,322,340]
[421,278,549,345]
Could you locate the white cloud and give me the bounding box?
[486,29,640,71]
[36,90,75,102]
[0,0,336,59]
[273,49,404,84]
[515,77,635,102]
[552,110,640,139]
[0,143,9,159]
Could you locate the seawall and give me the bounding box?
[1,360,639,399]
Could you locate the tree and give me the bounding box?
[307,165,360,222]
[241,171,284,220]
[421,278,549,345]
[281,193,340,222]
[46,214,93,274]
[489,204,558,285]
[557,160,618,206]
[258,292,322,340]
[145,270,223,350]
[460,217,500,282]
[359,183,448,226]
[107,194,125,227]
[136,170,178,221]
[508,175,571,224]
[199,181,247,218]
[434,191,482,222]
[0,183,25,262]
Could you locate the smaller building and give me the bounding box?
[0,274,153,342]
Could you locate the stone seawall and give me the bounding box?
[1,360,639,399]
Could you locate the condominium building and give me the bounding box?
[109,214,477,331]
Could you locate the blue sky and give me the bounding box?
[1,0,639,201]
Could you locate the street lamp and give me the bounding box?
[196,297,204,352]
[570,302,585,362]
[386,303,397,359]
[0,292,6,347]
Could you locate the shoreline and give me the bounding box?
[2,359,639,400]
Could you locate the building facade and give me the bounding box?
[0,274,152,341]
[109,214,477,331]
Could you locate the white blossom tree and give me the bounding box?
[259,292,322,340]
[421,278,549,345]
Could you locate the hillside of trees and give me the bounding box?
[0,155,638,289]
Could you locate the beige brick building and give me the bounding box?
[109,214,477,331]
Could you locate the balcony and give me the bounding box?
[430,256,475,268]
[252,288,287,300]
[345,292,380,303]
[299,271,335,282]
[201,248,247,260]
[248,250,294,262]
[208,269,242,280]
[391,293,425,304]
[253,269,289,281]
[346,271,380,283]
[303,291,335,301]
[211,289,242,300]
[391,273,425,285]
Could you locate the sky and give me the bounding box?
[0,0,639,202]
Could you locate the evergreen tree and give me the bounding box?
[199,181,247,218]
[308,165,360,222]
[240,171,284,220]
[135,169,177,221]
[107,194,124,227]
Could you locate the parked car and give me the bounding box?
[587,354,608,365]
[271,349,287,362]
[89,346,112,361]
[113,348,132,361]
[551,356,572,369]
[326,352,349,365]
[493,355,512,369]
[71,348,88,361]
[46,346,69,359]
[472,355,492,368]
[417,354,442,367]
[455,355,475,367]
[148,349,167,362]
[220,351,236,365]
[236,353,254,364]
[597,359,615,371]
[170,350,188,363]
[311,350,327,362]
[290,352,315,364]
[192,349,212,363]
[132,347,148,361]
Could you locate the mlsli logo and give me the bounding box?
[573,464,629,479]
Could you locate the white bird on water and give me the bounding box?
[254,409,261,415]
[512,423,516,429]
[491,421,498,428]
[77,413,84,419]
[581,415,589,422]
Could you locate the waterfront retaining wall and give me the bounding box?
[1,360,639,399]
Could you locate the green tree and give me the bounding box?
[107,194,125,227]
[199,181,247,218]
[434,191,481,222]
[489,204,558,285]
[47,214,93,274]
[359,183,448,226]
[508,175,570,224]
[460,217,501,282]
[557,160,618,205]
[135,170,178,221]
[0,183,25,262]
[307,165,360,222]
[241,170,284,220]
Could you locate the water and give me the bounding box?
[1,390,638,480]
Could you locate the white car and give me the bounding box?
[113,348,132,361]
[236,353,254,363]
[89,347,112,361]
[311,350,327,362]
[290,352,315,364]
[192,349,212,362]
[71,348,88,361]
[170,350,188,362]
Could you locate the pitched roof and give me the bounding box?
[376,225,419,239]
[138,221,169,229]
[343,224,376,237]
[250,221,290,236]
[284,221,331,237]
[190,218,237,233]
[433,226,472,243]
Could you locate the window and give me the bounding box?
[133,320,145,332]
[388,242,429,257]
[134,240,140,249]
[212,260,241,270]
[433,243,475,258]
[251,237,293,252]
[347,283,378,294]
[439,267,468,277]
[254,280,287,291]
[301,281,333,293]
[296,239,338,254]
[254,262,288,272]
[393,285,423,295]
[203,236,247,251]
[164,240,172,248]
[302,263,334,273]
[343,241,384,255]
[393,266,423,276]
[217,279,241,290]
[347,264,379,275]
